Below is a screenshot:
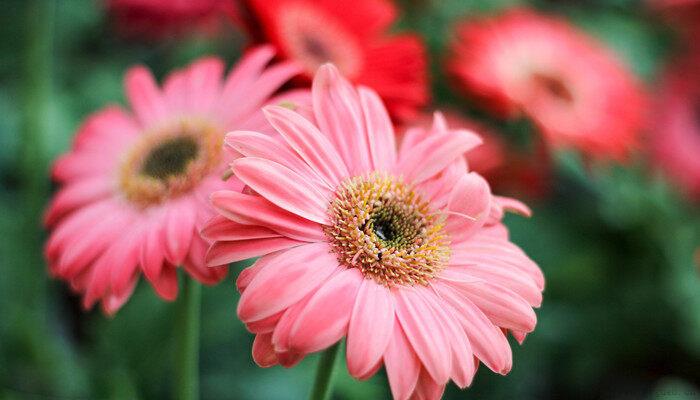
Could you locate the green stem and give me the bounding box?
[309,342,341,400]
[176,276,202,400]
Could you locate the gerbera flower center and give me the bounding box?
[324,173,450,287]
[140,136,199,179]
[532,72,574,103]
[119,118,223,206]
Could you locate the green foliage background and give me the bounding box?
[1,0,699,398]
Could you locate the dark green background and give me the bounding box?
[2,0,699,398]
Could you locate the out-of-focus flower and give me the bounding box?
[204,64,544,399]
[404,111,552,199]
[649,0,700,36]
[242,0,429,120]
[447,8,647,161]
[107,0,239,40]
[650,55,700,200]
[44,46,305,315]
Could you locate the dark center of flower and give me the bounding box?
[301,35,331,63]
[325,173,450,287]
[119,118,223,206]
[140,135,199,180]
[532,73,574,103]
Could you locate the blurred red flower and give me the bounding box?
[650,54,700,200]
[650,0,700,36]
[447,8,647,161]
[241,0,429,120]
[107,0,238,40]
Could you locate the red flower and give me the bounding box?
[447,8,647,161]
[107,0,238,40]
[649,0,700,35]
[650,54,700,200]
[242,0,429,120]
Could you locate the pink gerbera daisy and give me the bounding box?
[241,0,429,120]
[447,8,646,161]
[203,64,544,399]
[650,55,700,199]
[45,46,304,315]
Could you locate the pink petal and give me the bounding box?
[201,217,284,241]
[445,173,492,243]
[55,212,132,278]
[46,200,116,261]
[109,231,143,295]
[246,311,283,334]
[231,157,331,224]
[436,284,512,374]
[237,242,339,322]
[409,369,446,400]
[358,86,396,171]
[452,230,545,292]
[263,105,349,187]
[164,201,196,265]
[184,236,228,284]
[44,178,112,226]
[150,263,179,301]
[288,268,363,353]
[236,253,278,293]
[271,290,317,354]
[225,130,328,189]
[206,236,304,266]
[222,62,302,128]
[346,279,395,379]
[383,319,420,400]
[419,287,475,388]
[252,333,279,367]
[141,215,167,284]
[102,275,138,316]
[397,116,482,183]
[124,66,168,126]
[451,280,537,332]
[449,263,542,307]
[312,64,372,175]
[182,57,224,115]
[210,190,325,242]
[394,288,451,384]
[83,231,138,309]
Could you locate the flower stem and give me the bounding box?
[309,342,341,400]
[176,275,202,400]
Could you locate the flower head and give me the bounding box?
[447,8,646,160]
[650,55,700,199]
[243,0,429,120]
[204,64,544,399]
[107,0,236,40]
[45,46,304,314]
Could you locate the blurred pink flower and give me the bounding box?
[44,46,305,315]
[447,8,647,161]
[242,0,429,120]
[203,64,544,399]
[650,55,700,199]
[107,0,239,40]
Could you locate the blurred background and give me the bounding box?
[2,0,700,399]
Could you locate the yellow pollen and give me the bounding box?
[324,173,451,287]
[119,117,223,206]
